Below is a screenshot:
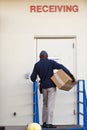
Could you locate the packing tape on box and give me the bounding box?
[64,84,72,87]
[55,73,65,86]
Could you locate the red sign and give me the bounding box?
[30,5,79,13]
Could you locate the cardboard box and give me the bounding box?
[51,69,77,91]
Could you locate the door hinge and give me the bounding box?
[73,109,76,115]
[73,43,74,48]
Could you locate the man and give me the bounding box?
[30,50,75,128]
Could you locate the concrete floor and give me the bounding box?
[0,125,83,130]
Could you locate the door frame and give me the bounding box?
[34,35,77,124]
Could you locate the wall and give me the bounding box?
[0,0,87,126]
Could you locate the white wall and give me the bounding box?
[0,0,87,126]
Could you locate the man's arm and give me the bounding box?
[59,64,75,82]
[51,60,75,82]
[30,64,38,82]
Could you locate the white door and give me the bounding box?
[36,37,77,125]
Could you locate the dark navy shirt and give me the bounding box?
[30,58,74,89]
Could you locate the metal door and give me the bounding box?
[36,37,77,125]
